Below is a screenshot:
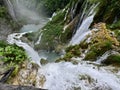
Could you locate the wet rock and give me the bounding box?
[0,18,13,40]
[0,83,46,90]
[84,23,120,61]
[10,62,38,86]
[102,54,120,65]
[40,59,48,65]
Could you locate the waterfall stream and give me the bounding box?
[4,0,120,90]
[70,3,98,45]
[5,0,49,66]
[7,32,41,66]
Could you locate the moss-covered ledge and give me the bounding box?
[84,23,120,61]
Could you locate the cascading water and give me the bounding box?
[70,2,98,45]
[7,32,42,66]
[4,0,49,66]
[4,0,120,90]
[96,50,119,64]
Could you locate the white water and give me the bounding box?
[36,61,120,90]
[70,3,98,45]
[5,0,49,66]
[96,50,119,64]
[7,32,41,66]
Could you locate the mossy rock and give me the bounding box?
[55,45,81,62]
[113,30,120,42]
[35,10,66,50]
[84,51,97,61]
[102,54,120,65]
[84,23,119,61]
[94,0,120,24]
[40,58,48,65]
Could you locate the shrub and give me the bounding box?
[0,44,27,64]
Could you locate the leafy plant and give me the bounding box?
[0,44,27,64]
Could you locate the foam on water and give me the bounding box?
[36,61,120,90]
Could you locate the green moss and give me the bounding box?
[94,0,120,24]
[79,40,89,49]
[0,40,8,47]
[85,40,113,60]
[35,10,66,50]
[66,45,81,57]
[113,30,120,41]
[102,54,120,65]
[64,52,74,59]
[55,45,81,62]
[110,20,120,29]
[84,51,97,60]
[0,6,7,18]
[42,0,70,15]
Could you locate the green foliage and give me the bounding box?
[102,54,120,65]
[0,41,8,47]
[0,6,7,18]
[65,45,81,57]
[84,51,97,60]
[0,44,27,64]
[94,0,120,23]
[6,62,19,77]
[85,40,113,60]
[110,20,120,29]
[35,10,66,50]
[42,0,70,15]
[55,45,81,62]
[113,30,120,42]
[109,55,120,62]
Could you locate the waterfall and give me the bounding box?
[4,0,49,66]
[4,0,17,21]
[7,32,41,66]
[4,0,48,25]
[4,0,120,90]
[70,3,98,45]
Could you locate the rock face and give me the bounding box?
[0,0,4,6]
[84,23,120,61]
[0,83,46,90]
[0,18,13,41]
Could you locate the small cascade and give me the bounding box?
[35,33,43,45]
[96,50,119,64]
[7,32,41,66]
[70,3,98,45]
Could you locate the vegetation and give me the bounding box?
[102,54,120,65]
[94,0,120,24]
[56,45,81,62]
[0,41,27,64]
[0,6,7,18]
[35,10,66,51]
[84,23,119,60]
[41,0,70,15]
